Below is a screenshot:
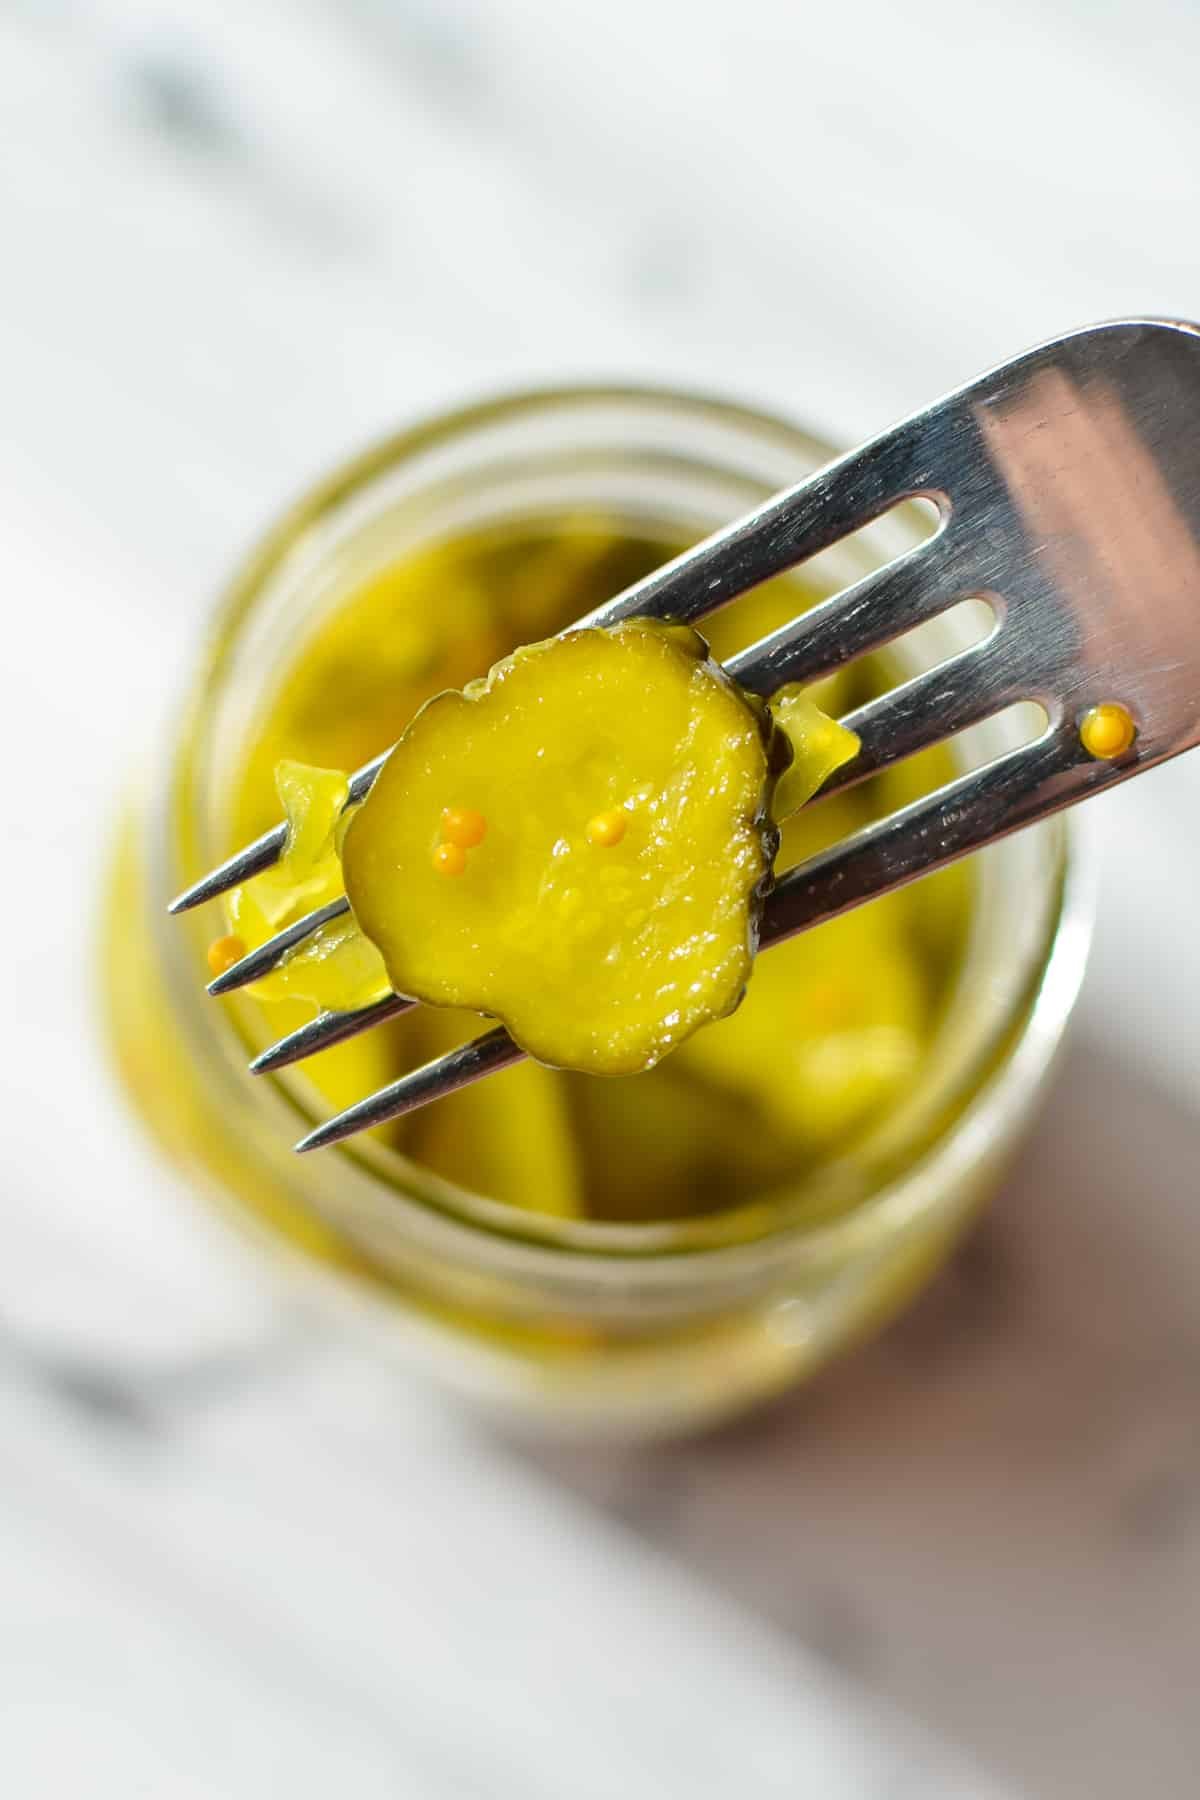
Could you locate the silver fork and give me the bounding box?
[171,317,1200,1153]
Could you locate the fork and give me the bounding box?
[171,317,1200,1152]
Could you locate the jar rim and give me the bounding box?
[154,382,1091,1278]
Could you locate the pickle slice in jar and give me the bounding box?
[674,790,927,1150]
[675,903,929,1149]
[408,1011,584,1216]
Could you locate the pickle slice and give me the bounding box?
[410,1014,584,1216]
[676,902,928,1148]
[769,686,860,819]
[342,619,783,1076]
[227,760,390,1014]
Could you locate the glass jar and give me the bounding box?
[104,387,1091,1436]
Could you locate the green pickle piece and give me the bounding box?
[769,686,860,819]
[409,1011,584,1216]
[229,760,390,1015]
[676,903,928,1148]
[342,618,788,1076]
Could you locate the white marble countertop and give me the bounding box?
[3,2,1200,1795]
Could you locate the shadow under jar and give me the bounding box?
[104,387,1092,1436]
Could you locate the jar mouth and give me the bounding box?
[155,383,1092,1270]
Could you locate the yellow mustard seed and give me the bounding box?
[207,933,247,978]
[441,805,487,849]
[1080,702,1137,761]
[586,808,627,848]
[432,841,468,876]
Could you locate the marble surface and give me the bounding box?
[2,1,1200,1795]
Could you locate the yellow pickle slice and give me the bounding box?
[342,618,794,1075]
[224,759,390,1014]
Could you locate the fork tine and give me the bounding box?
[207,896,351,995]
[168,749,391,914]
[249,991,418,1074]
[294,1024,524,1153]
[725,531,963,697]
[760,731,1067,949]
[813,631,1032,799]
[169,820,290,916]
[579,413,935,632]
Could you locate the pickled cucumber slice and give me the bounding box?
[676,902,928,1148]
[232,759,348,930]
[227,760,390,1013]
[342,619,783,1076]
[410,1013,584,1216]
[769,686,859,819]
[242,907,391,1015]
